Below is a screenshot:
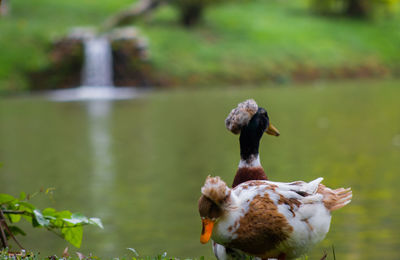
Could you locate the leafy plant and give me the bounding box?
[0,248,38,260]
[0,190,103,249]
[126,249,205,260]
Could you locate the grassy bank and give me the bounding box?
[0,0,400,91]
[141,0,400,86]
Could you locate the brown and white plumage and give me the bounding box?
[199,176,352,260]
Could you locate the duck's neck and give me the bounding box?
[238,154,261,168]
[239,131,261,163]
[238,131,264,168]
[232,138,267,188]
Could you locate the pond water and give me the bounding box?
[1,81,400,259]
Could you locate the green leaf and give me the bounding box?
[18,204,34,222]
[9,213,21,223]
[71,213,88,221]
[42,207,57,216]
[19,191,26,200]
[22,214,33,223]
[33,209,50,227]
[62,225,83,248]
[18,201,35,210]
[63,213,89,225]
[50,211,71,228]
[89,218,103,229]
[0,193,15,204]
[56,210,72,219]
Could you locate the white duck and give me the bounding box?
[198,176,352,260]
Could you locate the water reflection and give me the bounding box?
[86,100,116,252]
[87,101,113,185]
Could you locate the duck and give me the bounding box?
[225,99,280,188]
[211,99,280,259]
[198,176,352,260]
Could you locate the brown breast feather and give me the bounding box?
[232,167,267,188]
[227,193,293,257]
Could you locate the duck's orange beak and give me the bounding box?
[200,218,215,244]
[265,123,280,136]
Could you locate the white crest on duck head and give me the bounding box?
[201,176,230,205]
[225,99,258,135]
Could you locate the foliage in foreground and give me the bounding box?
[0,248,204,260]
[0,249,323,260]
[0,246,333,260]
[0,190,103,249]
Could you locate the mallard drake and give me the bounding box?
[212,99,280,259]
[225,99,279,188]
[199,176,352,260]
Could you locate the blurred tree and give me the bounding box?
[173,0,216,26]
[103,0,163,30]
[346,0,368,16]
[310,0,399,18]
[103,0,223,30]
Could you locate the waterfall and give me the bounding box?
[81,37,114,87]
[49,32,142,102]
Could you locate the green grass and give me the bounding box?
[141,1,400,85]
[0,0,400,91]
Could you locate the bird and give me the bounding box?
[198,176,352,260]
[211,99,280,259]
[225,99,280,188]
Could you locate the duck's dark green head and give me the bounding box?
[243,107,279,136]
[239,107,279,161]
[225,99,279,162]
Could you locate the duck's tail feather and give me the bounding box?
[318,184,352,211]
[306,177,324,194]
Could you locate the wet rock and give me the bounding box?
[29,38,84,90]
[111,28,151,87]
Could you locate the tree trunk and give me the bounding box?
[102,0,162,31]
[345,0,368,17]
[180,3,204,27]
